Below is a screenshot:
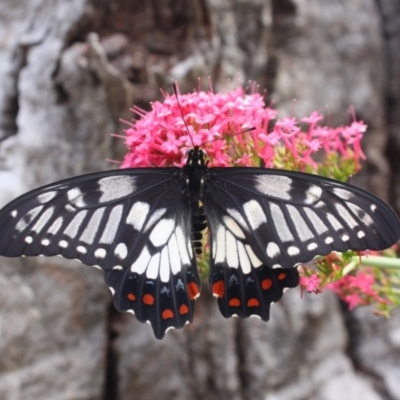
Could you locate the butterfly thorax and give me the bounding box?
[184,147,207,202]
[184,147,208,255]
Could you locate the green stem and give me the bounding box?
[352,256,400,269]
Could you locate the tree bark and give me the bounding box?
[0,0,399,399]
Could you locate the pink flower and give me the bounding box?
[343,293,363,310]
[302,111,324,125]
[326,270,387,310]
[300,274,322,293]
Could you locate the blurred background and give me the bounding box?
[1,0,400,399]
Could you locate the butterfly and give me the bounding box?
[0,146,399,339]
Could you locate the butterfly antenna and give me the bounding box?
[172,82,195,147]
[202,127,256,145]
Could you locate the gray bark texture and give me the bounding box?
[0,0,399,399]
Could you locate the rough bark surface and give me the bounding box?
[0,0,398,399]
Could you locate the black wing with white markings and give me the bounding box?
[0,169,201,339]
[203,167,400,320]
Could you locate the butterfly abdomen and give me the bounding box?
[184,147,209,256]
[191,202,207,255]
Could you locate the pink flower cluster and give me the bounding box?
[326,270,389,310]
[120,87,367,171]
[121,88,276,168]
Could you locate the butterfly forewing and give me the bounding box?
[0,168,200,339]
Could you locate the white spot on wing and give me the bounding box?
[100,205,123,243]
[41,239,50,246]
[287,246,300,256]
[77,245,87,254]
[65,204,76,212]
[64,210,88,238]
[245,244,263,268]
[160,246,170,282]
[79,207,106,244]
[149,218,175,247]
[304,208,328,234]
[144,208,167,232]
[48,217,63,235]
[333,188,354,200]
[325,237,334,244]
[37,191,58,203]
[25,236,33,243]
[109,287,115,295]
[10,210,18,218]
[175,226,190,265]
[126,202,149,231]
[227,208,249,230]
[326,213,343,231]
[67,188,86,207]
[341,234,350,241]
[59,240,68,248]
[243,200,267,230]
[270,203,294,242]
[266,242,280,258]
[187,238,193,258]
[334,203,358,229]
[31,207,55,233]
[255,175,292,200]
[237,241,251,274]
[214,225,226,264]
[226,231,239,268]
[286,205,313,241]
[370,204,377,212]
[98,175,136,203]
[357,231,365,238]
[347,203,374,226]
[307,242,318,251]
[223,216,246,239]
[114,243,128,259]
[168,234,181,275]
[146,253,160,279]
[305,185,323,202]
[95,248,107,259]
[112,265,123,270]
[131,246,151,274]
[15,206,44,232]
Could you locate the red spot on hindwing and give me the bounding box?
[278,273,286,280]
[262,278,273,290]
[143,294,154,305]
[187,282,200,300]
[247,298,260,307]
[229,298,240,307]
[127,293,136,301]
[179,304,189,314]
[162,309,174,319]
[212,281,225,298]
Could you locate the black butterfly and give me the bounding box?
[0,147,399,339]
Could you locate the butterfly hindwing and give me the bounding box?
[210,260,299,320]
[0,168,201,339]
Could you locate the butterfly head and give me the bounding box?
[187,146,207,167]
